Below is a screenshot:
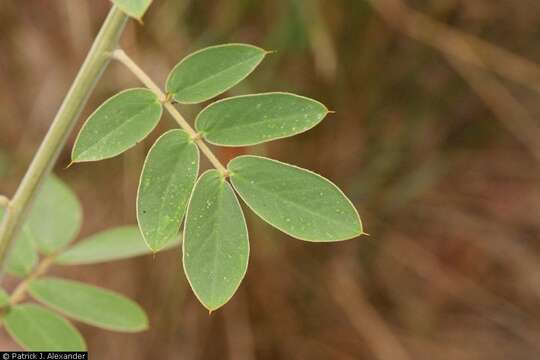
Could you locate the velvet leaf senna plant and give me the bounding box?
[0,2,365,351]
[70,38,364,310]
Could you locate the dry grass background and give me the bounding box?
[2,0,540,358]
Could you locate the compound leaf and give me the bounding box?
[183,170,249,311]
[137,130,199,251]
[166,44,267,104]
[228,156,362,241]
[27,175,82,254]
[196,93,329,146]
[28,277,148,332]
[4,304,86,351]
[112,0,152,20]
[72,88,162,163]
[55,226,179,265]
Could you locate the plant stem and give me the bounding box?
[0,6,129,273]
[10,256,56,305]
[111,49,229,176]
[0,196,8,209]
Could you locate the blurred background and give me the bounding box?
[2,0,540,358]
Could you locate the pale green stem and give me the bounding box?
[9,255,56,305]
[111,49,229,176]
[0,6,129,273]
[0,255,55,328]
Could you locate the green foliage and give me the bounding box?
[0,176,163,350]
[55,226,178,265]
[4,304,86,351]
[137,130,199,251]
[69,42,364,311]
[25,175,82,254]
[1,0,366,347]
[112,0,152,20]
[5,227,37,277]
[28,277,148,332]
[165,44,267,104]
[1,174,82,274]
[196,92,329,146]
[0,287,9,307]
[0,208,38,277]
[71,89,162,163]
[183,170,249,311]
[229,156,362,241]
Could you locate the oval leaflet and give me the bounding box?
[183,170,249,311]
[4,304,86,351]
[137,129,199,251]
[72,88,163,163]
[55,226,180,265]
[196,92,329,146]
[28,277,148,332]
[228,155,362,242]
[166,44,267,104]
[26,175,82,254]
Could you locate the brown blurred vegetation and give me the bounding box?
[2,0,540,358]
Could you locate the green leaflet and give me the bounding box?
[72,88,162,163]
[55,226,179,265]
[1,175,78,268]
[228,156,362,242]
[27,175,82,254]
[0,208,37,277]
[196,93,329,146]
[28,277,148,332]
[0,287,9,307]
[4,304,86,351]
[166,44,267,104]
[183,170,249,311]
[5,227,37,277]
[112,0,152,20]
[137,130,199,251]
